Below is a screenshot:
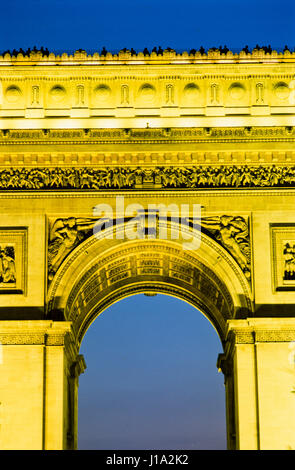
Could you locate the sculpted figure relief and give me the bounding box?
[283,242,295,280]
[0,245,16,284]
[1,165,295,190]
[48,218,97,280]
[201,215,251,279]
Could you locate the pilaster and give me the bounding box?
[0,320,85,450]
[219,318,295,450]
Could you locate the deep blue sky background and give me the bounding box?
[1,0,294,450]
[0,0,294,54]
[78,295,226,450]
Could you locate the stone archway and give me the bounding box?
[40,219,252,449]
[2,50,295,450]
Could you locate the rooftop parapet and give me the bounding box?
[1,47,295,65]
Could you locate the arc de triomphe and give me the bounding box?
[0,48,295,449]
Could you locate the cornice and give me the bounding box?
[227,329,295,344]
[0,320,75,345]
[1,71,295,78]
[225,318,295,344]
[0,127,295,147]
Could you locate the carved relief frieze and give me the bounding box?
[2,165,295,191]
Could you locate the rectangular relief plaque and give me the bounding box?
[0,228,27,294]
[271,224,295,291]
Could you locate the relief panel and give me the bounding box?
[0,228,27,294]
[271,224,295,291]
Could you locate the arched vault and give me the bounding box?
[47,221,252,346]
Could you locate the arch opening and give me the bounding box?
[47,219,252,450]
[78,293,227,450]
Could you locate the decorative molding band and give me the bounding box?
[1,127,295,145]
[45,334,68,346]
[0,333,67,345]
[0,333,46,345]
[0,320,76,345]
[255,330,295,342]
[228,328,295,343]
[228,330,255,344]
[0,189,294,199]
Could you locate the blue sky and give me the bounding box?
[0,0,294,53]
[78,294,226,450]
[1,0,294,450]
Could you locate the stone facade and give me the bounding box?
[0,50,295,449]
